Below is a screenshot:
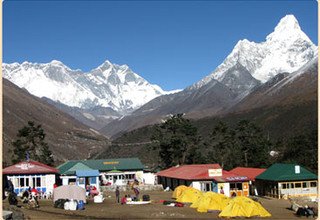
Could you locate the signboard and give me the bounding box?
[103,161,119,165]
[15,163,35,170]
[225,176,248,181]
[208,169,222,177]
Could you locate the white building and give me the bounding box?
[3,160,58,197]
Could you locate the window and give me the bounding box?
[36,177,41,187]
[79,178,85,184]
[282,183,287,189]
[206,183,211,191]
[303,182,308,188]
[26,178,29,187]
[20,178,25,187]
[290,183,294,189]
[90,177,97,184]
[294,182,302,188]
[310,182,317,187]
[230,183,243,190]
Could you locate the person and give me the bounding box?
[115,186,120,203]
[121,195,127,205]
[220,186,224,195]
[90,186,99,198]
[30,187,39,208]
[86,185,91,197]
[133,186,140,200]
[126,194,132,202]
[31,187,39,197]
[21,190,30,203]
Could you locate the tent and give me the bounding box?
[172,185,189,199]
[176,187,203,204]
[191,192,230,213]
[219,196,271,218]
[53,185,86,203]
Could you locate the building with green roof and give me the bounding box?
[57,158,145,188]
[255,163,317,199]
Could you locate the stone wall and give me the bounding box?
[100,184,163,195]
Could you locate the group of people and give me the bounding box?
[21,187,40,208]
[86,185,99,198]
[115,185,140,204]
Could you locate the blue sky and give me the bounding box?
[3,1,317,91]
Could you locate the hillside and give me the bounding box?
[96,100,316,170]
[3,79,110,166]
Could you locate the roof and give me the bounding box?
[156,164,248,183]
[57,158,145,175]
[230,167,267,181]
[76,170,100,177]
[3,160,59,175]
[255,163,317,182]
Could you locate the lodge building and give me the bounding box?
[255,163,318,199]
[156,164,250,197]
[3,160,59,197]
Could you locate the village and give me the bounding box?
[2,157,318,219]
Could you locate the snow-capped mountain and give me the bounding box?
[3,60,172,114]
[100,14,317,137]
[192,14,317,90]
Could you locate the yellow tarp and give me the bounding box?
[176,187,203,204]
[172,185,189,199]
[219,196,271,218]
[198,192,230,213]
[190,192,230,213]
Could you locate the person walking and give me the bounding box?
[115,186,120,203]
[220,186,224,195]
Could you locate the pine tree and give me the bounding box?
[151,114,201,169]
[11,121,54,166]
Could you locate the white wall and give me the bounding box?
[45,174,56,194]
[142,173,156,185]
[191,181,201,191]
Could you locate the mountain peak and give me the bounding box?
[50,60,64,65]
[266,14,311,43]
[274,14,300,32]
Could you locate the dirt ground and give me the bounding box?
[2,191,317,219]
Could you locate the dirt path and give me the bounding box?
[2,191,316,219]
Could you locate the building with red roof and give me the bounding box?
[156,164,250,197]
[229,167,267,181]
[3,160,59,196]
[229,167,267,196]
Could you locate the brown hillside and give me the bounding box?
[3,79,110,166]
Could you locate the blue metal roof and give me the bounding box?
[76,170,99,177]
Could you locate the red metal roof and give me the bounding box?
[229,167,267,181]
[156,164,248,182]
[3,160,59,175]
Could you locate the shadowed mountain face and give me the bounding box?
[231,56,318,112]
[3,79,110,166]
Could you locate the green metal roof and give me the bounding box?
[255,163,317,182]
[57,158,144,174]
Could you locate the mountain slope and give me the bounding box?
[232,55,317,112]
[3,78,110,165]
[100,14,317,137]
